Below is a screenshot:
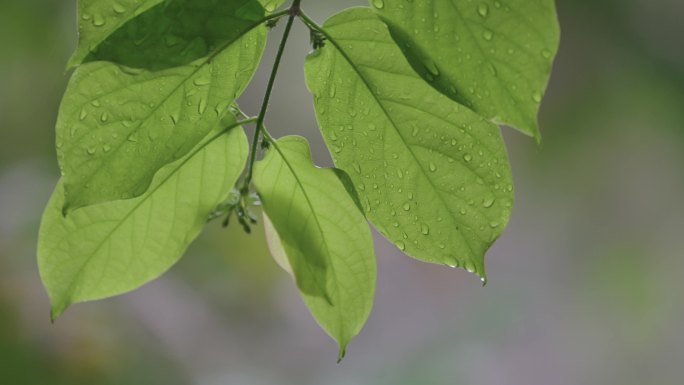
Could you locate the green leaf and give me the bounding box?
[254,136,376,360]
[57,0,268,212]
[39,117,249,320]
[67,0,165,68]
[258,0,287,13]
[371,0,560,140]
[304,8,513,278]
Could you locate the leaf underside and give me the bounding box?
[254,136,376,359]
[39,117,249,320]
[305,8,514,278]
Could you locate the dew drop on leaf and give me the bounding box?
[482,197,495,208]
[112,3,126,14]
[482,30,493,41]
[532,92,542,103]
[477,3,489,18]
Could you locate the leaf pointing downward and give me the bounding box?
[39,118,249,320]
[305,8,514,278]
[254,136,376,360]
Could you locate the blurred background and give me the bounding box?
[1,0,683,384]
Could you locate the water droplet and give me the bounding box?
[396,240,406,251]
[353,163,362,174]
[465,261,476,273]
[541,49,552,59]
[429,162,437,172]
[477,3,489,18]
[424,60,440,78]
[532,92,542,103]
[482,197,495,208]
[463,154,473,163]
[372,0,385,9]
[112,3,126,14]
[193,77,211,86]
[421,223,430,235]
[92,15,106,27]
[483,30,493,41]
[403,202,411,211]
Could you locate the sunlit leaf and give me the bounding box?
[57,0,267,212]
[372,0,560,140]
[68,0,164,68]
[305,8,513,278]
[254,136,376,360]
[39,118,249,320]
[258,0,287,13]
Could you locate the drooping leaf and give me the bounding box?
[371,0,560,140]
[254,136,376,360]
[57,0,268,212]
[304,8,513,278]
[39,117,249,320]
[67,0,165,68]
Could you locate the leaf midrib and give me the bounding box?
[265,141,349,340]
[66,14,275,202]
[56,122,243,305]
[317,18,479,262]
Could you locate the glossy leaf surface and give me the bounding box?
[305,8,513,278]
[58,0,267,211]
[68,0,164,68]
[372,0,560,139]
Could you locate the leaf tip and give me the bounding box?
[50,302,68,323]
[336,346,347,364]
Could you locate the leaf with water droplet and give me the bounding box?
[305,9,514,279]
[254,136,376,362]
[57,0,269,212]
[39,116,249,320]
[68,0,165,68]
[372,0,560,140]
